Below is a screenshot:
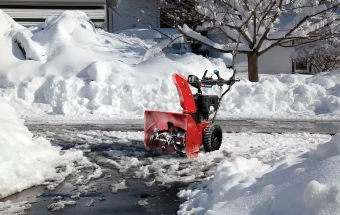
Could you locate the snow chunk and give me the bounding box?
[111,180,128,193]
[303,180,338,209]
[47,200,76,212]
[83,199,94,207]
[138,199,149,207]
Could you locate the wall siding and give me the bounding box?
[109,0,159,32]
[234,46,294,74]
[0,1,106,28]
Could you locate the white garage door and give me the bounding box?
[0,0,106,28]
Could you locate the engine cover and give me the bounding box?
[195,95,219,115]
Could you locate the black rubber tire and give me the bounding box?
[202,124,223,152]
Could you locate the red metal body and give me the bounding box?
[172,73,196,113]
[144,73,211,158]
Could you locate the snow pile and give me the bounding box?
[178,134,340,215]
[218,71,340,120]
[1,10,340,120]
[0,100,99,199]
[0,10,231,120]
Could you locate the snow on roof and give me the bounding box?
[179,24,251,53]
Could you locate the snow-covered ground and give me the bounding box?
[0,100,101,214]
[0,104,338,214]
[1,10,340,121]
[2,9,340,215]
[178,134,340,215]
[41,129,340,215]
[37,128,340,214]
[48,130,330,183]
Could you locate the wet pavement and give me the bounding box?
[3,168,184,215]
[2,119,339,214]
[26,119,340,135]
[219,119,340,134]
[26,174,183,215]
[2,125,187,215]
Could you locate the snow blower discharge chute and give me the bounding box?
[144,69,240,158]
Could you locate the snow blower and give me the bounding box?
[144,69,240,158]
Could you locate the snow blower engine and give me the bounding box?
[144,69,239,158]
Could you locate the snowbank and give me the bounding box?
[218,71,340,120]
[1,10,340,120]
[0,10,231,120]
[178,134,340,215]
[0,99,98,199]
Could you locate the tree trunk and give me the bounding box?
[247,53,259,82]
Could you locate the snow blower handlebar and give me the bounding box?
[188,69,240,123]
[201,69,240,87]
[211,69,240,123]
[188,69,240,92]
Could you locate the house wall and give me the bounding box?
[0,0,106,28]
[234,46,294,74]
[108,0,159,32]
[0,0,105,6]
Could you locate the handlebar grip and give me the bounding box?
[201,80,218,85]
[201,78,240,86]
[219,79,231,84]
[202,79,230,86]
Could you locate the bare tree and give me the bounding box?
[106,0,204,30]
[175,0,340,82]
[294,38,340,73]
[158,0,207,28]
[107,0,340,82]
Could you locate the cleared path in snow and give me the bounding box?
[4,120,335,214]
[26,119,340,135]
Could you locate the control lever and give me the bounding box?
[231,69,237,79]
[213,69,222,80]
[202,70,208,79]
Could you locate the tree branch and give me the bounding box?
[255,0,279,52]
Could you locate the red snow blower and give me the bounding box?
[144,69,240,158]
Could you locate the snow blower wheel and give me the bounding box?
[202,124,222,152]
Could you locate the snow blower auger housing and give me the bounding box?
[144,69,239,158]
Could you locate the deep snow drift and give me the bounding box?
[178,135,340,215]
[0,99,100,204]
[1,10,340,121]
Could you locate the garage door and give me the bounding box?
[0,0,106,28]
